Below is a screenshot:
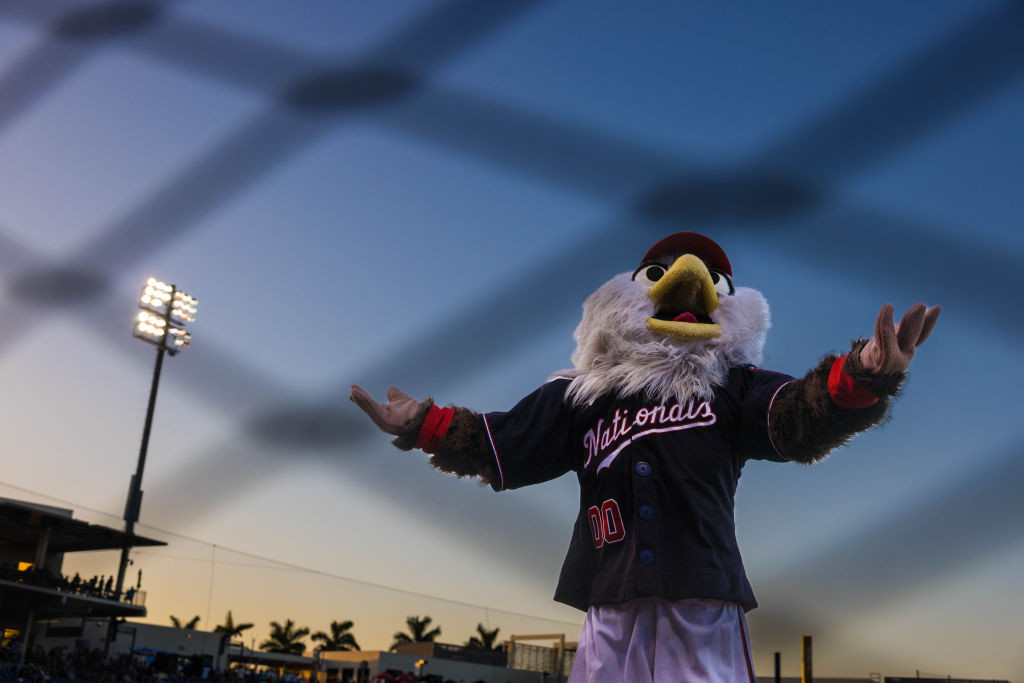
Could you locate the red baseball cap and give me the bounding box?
[641,232,732,276]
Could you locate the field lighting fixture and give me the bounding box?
[114,277,199,613]
[133,277,197,354]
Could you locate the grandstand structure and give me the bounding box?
[0,497,164,662]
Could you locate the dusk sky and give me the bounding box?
[0,1,1022,679]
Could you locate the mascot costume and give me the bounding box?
[351,232,940,682]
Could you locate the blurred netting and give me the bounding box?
[1,0,1024,668]
[0,1,1020,535]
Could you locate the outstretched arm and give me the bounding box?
[349,385,499,484]
[768,302,940,464]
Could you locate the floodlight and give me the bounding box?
[139,277,174,315]
[132,277,197,355]
[169,290,198,324]
[166,326,191,349]
[118,276,199,605]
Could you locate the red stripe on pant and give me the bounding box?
[736,605,755,683]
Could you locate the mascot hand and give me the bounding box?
[350,385,421,436]
[859,303,941,375]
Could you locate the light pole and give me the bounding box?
[114,278,198,600]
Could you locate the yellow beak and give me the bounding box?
[646,254,722,340]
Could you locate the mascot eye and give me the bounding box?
[632,263,666,287]
[710,270,734,296]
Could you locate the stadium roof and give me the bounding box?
[0,498,165,554]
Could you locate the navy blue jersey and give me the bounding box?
[482,365,795,612]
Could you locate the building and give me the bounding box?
[320,645,547,683]
[0,497,165,661]
[33,617,230,671]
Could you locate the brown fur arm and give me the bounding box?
[391,399,499,485]
[768,339,906,464]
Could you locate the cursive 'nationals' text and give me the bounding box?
[582,399,717,474]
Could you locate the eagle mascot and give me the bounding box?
[351,232,940,682]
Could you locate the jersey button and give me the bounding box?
[639,549,655,566]
[637,504,653,521]
[634,461,652,476]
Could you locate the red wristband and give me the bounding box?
[415,405,455,453]
[828,354,879,410]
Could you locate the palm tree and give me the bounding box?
[464,623,501,650]
[311,620,359,652]
[213,611,254,640]
[260,619,310,655]
[390,615,441,651]
[170,615,200,630]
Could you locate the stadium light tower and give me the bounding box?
[114,277,198,600]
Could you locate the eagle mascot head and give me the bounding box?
[560,232,770,406]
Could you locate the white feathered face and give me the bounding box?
[561,249,771,406]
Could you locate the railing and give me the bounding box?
[0,567,146,606]
[506,640,575,677]
[430,642,505,667]
[123,589,147,607]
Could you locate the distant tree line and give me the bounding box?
[167,611,502,655]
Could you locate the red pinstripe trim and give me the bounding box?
[737,605,755,683]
